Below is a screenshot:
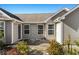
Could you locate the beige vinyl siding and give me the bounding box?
[0,21,12,44]
[63,8,79,42]
[5,21,12,44]
[0,21,5,43]
[12,22,21,43]
[22,23,45,41]
[22,24,30,39]
[46,20,55,40]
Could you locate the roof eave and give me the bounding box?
[12,18,23,23]
[44,8,69,23]
[61,5,79,19]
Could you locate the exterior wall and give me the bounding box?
[63,9,79,43]
[5,21,12,44]
[45,20,55,40]
[44,10,68,40]
[12,21,21,43]
[3,21,21,44]
[22,23,45,41]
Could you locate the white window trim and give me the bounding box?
[38,24,44,34]
[48,24,55,35]
[23,24,30,35]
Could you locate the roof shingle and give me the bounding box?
[15,13,53,23]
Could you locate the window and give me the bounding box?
[48,24,54,35]
[18,24,21,39]
[0,22,4,29]
[24,25,29,34]
[0,21,4,39]
[38,25,43,34]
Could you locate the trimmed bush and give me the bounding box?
[16,41,29,55]
[47,40,64,55]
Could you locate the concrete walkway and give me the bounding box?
[29,43,49,54]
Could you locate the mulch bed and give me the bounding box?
[5,48,18,55]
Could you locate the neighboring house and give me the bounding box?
[0,5,79,44]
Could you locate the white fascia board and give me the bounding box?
[0,18,11,20]
[0,10,12,19]
[61,5,79,19]
[53,17,62,23]
[44,8,69,23]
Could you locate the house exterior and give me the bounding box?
[1,5,79,44]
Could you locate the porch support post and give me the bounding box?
[55,21,64,44]
[11,22,14,43]
[61,21,64,44]
[21,24,22,39]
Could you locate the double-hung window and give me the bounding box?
[48,24,54,35]
[24,25,29,34]
[0,21,4,39]
[38,25,43,34]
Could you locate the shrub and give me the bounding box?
[0,30,4,50]
[47,40,64,55]
[16,41,29,55]
[64,34,72,54]
[0,30,4,39]
[63,34,76,55]
[75,40,79,46]
[0,40,4,50]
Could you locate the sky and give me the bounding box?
[0,4,77,14]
